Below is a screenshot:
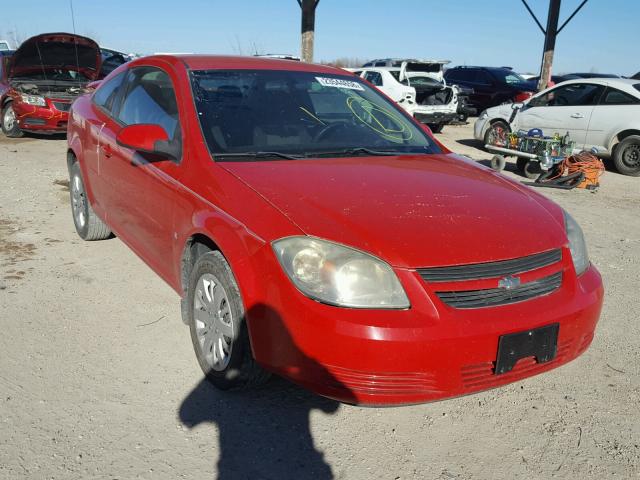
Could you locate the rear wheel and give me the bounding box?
[484,120,509,147]
[516,157,528,172]
[69,162,112,240]
[1,102,23,138]
[523,160,542,180]
[490,154,506,172]
[613,135,640,176]
[186,250,269,390]
[428,123,444,133]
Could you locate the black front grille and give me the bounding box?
[418,249,562,282]
[436,271,562,309]
[53,102,71,112]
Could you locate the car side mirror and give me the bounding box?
[116,124,176,160]
[511,102,524,110]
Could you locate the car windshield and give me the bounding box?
[492,69,528,85]
[405,76,443,87]
[190,69,441,159]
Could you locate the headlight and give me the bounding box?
[20,94,46,107]
[563,211,589,275]
[272,236,410,309]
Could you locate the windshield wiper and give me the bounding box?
[313,147,400,157]
[311,147,432,158]
[213,151,303,161]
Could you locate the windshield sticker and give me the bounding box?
[316,77,365,91]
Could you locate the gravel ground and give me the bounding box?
[0,122,638,480]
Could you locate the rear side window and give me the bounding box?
[634,83,640,93]
[363,71,383,86]
[529,83,604,107]
[446,69,473,82]
[600,87,639,105]
[93,72,125,113]
[117,67,179,140]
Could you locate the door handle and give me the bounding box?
[101,144,113,158]
[570,113,584,119]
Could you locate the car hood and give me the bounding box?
[221,154,566,268]
[9,32,101,80]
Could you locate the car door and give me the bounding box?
[583,86,640,153]
[84,71,127,212]
[515,82,604,148]
[98,65,185,279]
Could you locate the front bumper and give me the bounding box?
[474,115,490,141]
[247,248,604,406]
[413,111,458,125]
[13,98,72,133]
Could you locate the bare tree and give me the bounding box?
[5,29,24,48]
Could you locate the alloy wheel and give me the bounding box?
[71,173,87,228]
[3,105,16,131]
[193,273,234,371]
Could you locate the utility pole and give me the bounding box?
[537,0,561,92]
[521,0,589,91]
[297,0,319,63]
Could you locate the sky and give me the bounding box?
[2,0,638,75]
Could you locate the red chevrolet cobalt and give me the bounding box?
[66,55,603,406]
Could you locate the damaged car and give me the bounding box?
[0,32,101,137]
[355,59,460,133]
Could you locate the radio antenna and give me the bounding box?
[69,0,82,81]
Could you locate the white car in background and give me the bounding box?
[474,78,640,176]
[353,59,459,132]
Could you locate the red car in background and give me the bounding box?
[66,55,603,406]
[1,32,101,137]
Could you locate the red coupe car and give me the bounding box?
[66,55,604,406]
[1,32,101,137]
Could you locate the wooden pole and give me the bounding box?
[537,0,561,91]
[299,0,318,63]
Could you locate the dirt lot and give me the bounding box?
[0,122,638,480]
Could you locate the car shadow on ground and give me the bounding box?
[178,304,355,480]
[455,138,484,150]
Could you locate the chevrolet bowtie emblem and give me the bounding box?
[498,275,521,290]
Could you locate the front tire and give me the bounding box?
[186,251,269,390]
[1,102,23,138]
[69,162,112,240]
[613,135,640,176]
[428,123,444,133]
[484,120,509,147]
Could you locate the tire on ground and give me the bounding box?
[523,160,542,180]
[69,161,112,240]
[613,135,640,177]
[1,102,24,138]
[186,250,270,390]
[490,154,506,171]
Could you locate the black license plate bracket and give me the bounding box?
[495,323,559,375]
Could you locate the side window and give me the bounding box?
[363,71,383,86]
[374,61,386,67]
[529,83,604,107]
[117,67,180,143]
[476,71,494,85]
[93,72,126,113]
[600,87,639,105]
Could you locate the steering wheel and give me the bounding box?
[313,122,349,142]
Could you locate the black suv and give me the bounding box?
[444,66,537,111]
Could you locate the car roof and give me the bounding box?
[545,77,640,96]
[174,55,345,75]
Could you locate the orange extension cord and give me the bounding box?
[546,151,605,189]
